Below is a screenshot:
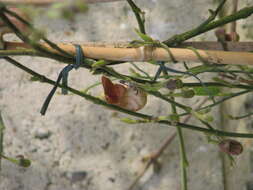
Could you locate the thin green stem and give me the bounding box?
[0,112,5,171]
[130,62,152,79]
[183,82,253,90]
[179,89,251,117]
[2,7,73,58]
[164,6,253,46]
[82,78,117,93]
[0,10,72,62]
[148,91,191,112]
[229,112,253,120]
[4,56,253,138]
[171,99,188,190]
[126,0,146,34]
[196,0,226,29]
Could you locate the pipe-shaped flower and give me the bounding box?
[101,76,147,111]
[219,139,243,155]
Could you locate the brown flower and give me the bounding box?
[101,76,147,111]
[219,139,243,155]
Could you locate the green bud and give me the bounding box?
[134,28,154,42]
[16,155,31,168]
[169,114,179,122]
[29,76,40,82]
[181,89,195,98]
[166,79,183,90]
[120,118,138,124]
[18,158,31,168]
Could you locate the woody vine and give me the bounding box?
[0,0,253,190]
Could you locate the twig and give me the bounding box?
[164,6,253,46]
[3,56,253,138]
[197,0,226,29]
[130,63,151,79]
[127,98,208,190]
[179,89,251,117]
[126,0,145,34]
[0,111,5,171]
[127,133,176,190]
[0,8,73,62]
[183,82,253,90]
[171,98,188,190]
[3,7,73,58]
[228,112,253,120]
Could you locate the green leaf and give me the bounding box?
[193,111,214,123]
[18,158,31,168]
[187,65,214,74]
[134,28,153,42]
[140,82,165,91]
[129,68,142,77]
[212,77,233,87]
[29,76,40,82]
[120,118,149,124]
[181,89,195,98]
[197,107,212,114]
[120,118,139,124]
[193,86,221,96]
[169,114,179,122]
[91,60,108,68]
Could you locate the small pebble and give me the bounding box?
[65,171,87,183]
[34,128,51,140]
[108,177,115,183]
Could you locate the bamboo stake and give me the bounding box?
[0,0,124,5]
[4,41,253,65]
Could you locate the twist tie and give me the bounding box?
[153,61,166,82]
[40,44,84,115]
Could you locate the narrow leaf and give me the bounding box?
[193,86,221,96]
[134,28,153,42]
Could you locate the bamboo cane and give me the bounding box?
[4,41,253,65]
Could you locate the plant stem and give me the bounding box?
[3,7,73,58]
[126,0,145,34]
[171,99,188,190]
[164,6,253,46]
[0,112,5,171]
[183,82,253,90]
[4,56,253,138]
[229,112,253,120]
[179,89,251,117]
[0,9,72,61]
[127,98,209,190]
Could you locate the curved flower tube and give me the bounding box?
[101,76,147,111]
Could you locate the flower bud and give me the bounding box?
[166,79,183,90]
[226,32,240,42]
[181,89,195,98]
[215,28,226,42]
[219,139,243,155]
[16,155,31,167]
